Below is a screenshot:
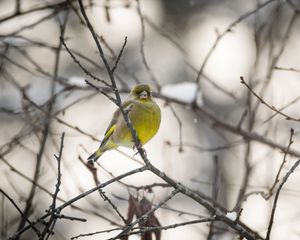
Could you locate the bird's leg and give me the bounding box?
[133,142,147,158]
[87,159,95,168]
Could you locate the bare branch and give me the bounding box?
[266,159,300,240]
[241,76,300,122]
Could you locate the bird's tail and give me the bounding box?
[87,148,103,165]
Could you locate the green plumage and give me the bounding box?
[87,84,161,163]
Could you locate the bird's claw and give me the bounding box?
[87,159,95,168]
[133,143,147,158]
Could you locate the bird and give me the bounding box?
[87,84,161,164]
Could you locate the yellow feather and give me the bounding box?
[87,84,161,163]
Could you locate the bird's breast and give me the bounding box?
[112,101,161,148]
[131,103,161,145]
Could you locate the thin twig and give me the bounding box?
[40,132,65,239]
[167,104,184,152]
[274,66,300,72]
[10,166,148,239]
[61,37,109,86]
[136,0,160,90]
[241,76,300,122]
[111,36,128,73]
[16,11,67,233]
[71,218,214,239]
[109,189,180,240]
[194,0,276,102]
[267,128,294,198]
[80,158,128,224]
[0,188,40,237]
[207,155,220,240]
[266,159,300,240]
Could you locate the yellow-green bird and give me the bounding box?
[87,84,161,163]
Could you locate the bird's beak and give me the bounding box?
[139,90,148,100]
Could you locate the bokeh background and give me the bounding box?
[1,0,300,239]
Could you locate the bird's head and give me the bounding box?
[129,84,152,101]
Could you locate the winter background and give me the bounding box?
[1,0,300,239]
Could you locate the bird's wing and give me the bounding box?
[100,100,133,148]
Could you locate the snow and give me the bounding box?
[2,36,28,46]
[226,211,237,221]
[161,82,203,106]
[68,76,86,87]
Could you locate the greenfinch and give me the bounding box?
[87,84,161,163]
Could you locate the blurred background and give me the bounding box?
[1,0,300,239]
